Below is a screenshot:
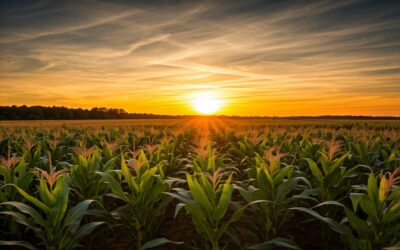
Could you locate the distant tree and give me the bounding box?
[0,105,181,120]
[1,105,397,121]
[28,106,44,120]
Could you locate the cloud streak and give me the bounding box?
[0,0,399,115]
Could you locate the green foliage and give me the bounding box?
[1,175,104,250]
[0,158,34,203]
[292,170,400,250]
[304,150,358,203]
[1,122,399,249]
[70,150,116,201]
[97,152,179,249]
[167,169,261,250]
[344,171,400,249]
[236,154,309,243]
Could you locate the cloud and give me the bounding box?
[0,0,399,115]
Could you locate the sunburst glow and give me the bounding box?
[192,92,223,114]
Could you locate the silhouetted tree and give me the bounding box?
[0,105,185,120]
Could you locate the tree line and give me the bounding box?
[0,105,398,120]
[0,105,181,120]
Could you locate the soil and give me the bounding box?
[87,199,345,250]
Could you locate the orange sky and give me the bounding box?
[0,1,399,116]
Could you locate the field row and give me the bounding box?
[0,120,399,249]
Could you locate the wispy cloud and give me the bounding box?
[0,0,399,115]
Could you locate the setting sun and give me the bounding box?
[192,91,223,114]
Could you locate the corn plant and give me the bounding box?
[167,172,262,250]
[14,137,42,168]
[147,137,189,177]
[191,145,238,177]
[230,131,266,168]
[235,151,309,246]
[0,157,104,250]
[343,169,400,249]
[70,148,116,201]
[292,169,400,250]
[350,138,382,168]
[303,140,359,203]
[44,134,68,163]
[1,121,399,249]
[298,137,321,161]
[100,141,119,162]
[299,140,363,248]
[0,148,34,203]
[0,147,35,242]
[97,152,180,249]
[380,147,400,173]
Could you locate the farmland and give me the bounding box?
[0,117,399,250]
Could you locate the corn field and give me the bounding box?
[0,118,399,250]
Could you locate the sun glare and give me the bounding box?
[192,91,223,114]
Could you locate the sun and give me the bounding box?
[191,91,223,114]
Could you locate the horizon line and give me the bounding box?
[1,105,400,119]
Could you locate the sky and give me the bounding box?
[0,0,399,116]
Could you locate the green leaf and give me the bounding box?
[65,221,105,250]
[0,211,42,236]
[331,152,349,169]
[174,203,186,219]
[139,238,183,250]
[5,184,49,213]
[304,158,323,186]
[248,237,301,250]
[290,207,350,235]
[120,154,135,190]
[1,201,46,227]
[96,171,127,200]
[185,205,214,241]
[359,198,379,223]
[313,200,345,209]
[217,200,269,240]
[63,200,94,229]
[213,175,233,222]
[49,177,69,228]
[0,166,11,182]
[349,193,365,212]
[186,174,213,211]
[344,207,372,239]
[367,173,378,204]
[38,178,53,205]
[0,240,37,250]
[164,192,192,204]
[382,203,400,224]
